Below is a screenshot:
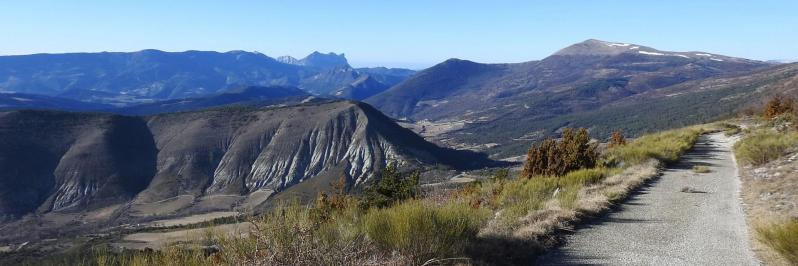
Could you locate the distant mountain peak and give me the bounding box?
[438,58,481,67]
[277,52,349,69]
[301,51,349,69]
[276,55,300,65]
[551,39,752,63]
[553,39,653,56]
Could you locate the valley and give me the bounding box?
[0,37,796,265]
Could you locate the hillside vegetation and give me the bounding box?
[734,96,798,265]
[77,125,708,265]
[455,62,798,157]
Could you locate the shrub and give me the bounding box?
[362,164,420,208]
[362,200,490,264]
[608,130,627,148]
[734,130,798,165]
[756,220,798,264]
[607,127,701,165]
[217,201,377,265]
[763,96,794,119]
[522,128,599,178]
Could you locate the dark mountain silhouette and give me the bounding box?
[330,75,390,100]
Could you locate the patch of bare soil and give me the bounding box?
[130,195,195,217]
[115,222,253,250]
[147,212,241,228]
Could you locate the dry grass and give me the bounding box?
[756,220,798,264]
[734,130,798,165]
[607,127,702,165]
[692,165,711,173]
[100,201,396,266]
[518,161,658,237]
[733,119,798,265]
[736,135,798,265]
[363,200,490,264]
[493,168,618,228]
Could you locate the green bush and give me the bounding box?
[734,131,798,165]
[363,200,490,264]
[362,164,420,208]
[756,220,798,264]
[522,128,599,178]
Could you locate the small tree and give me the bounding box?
[362,163,420,208]
[608,130,626,148]
[763,96,794,119]
[313,191,332,222]
[522,128,599,178]
[313,173,352,221]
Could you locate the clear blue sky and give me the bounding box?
[2,0,796,69]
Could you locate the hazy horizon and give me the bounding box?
[2,0,797,69]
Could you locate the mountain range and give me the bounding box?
[365,39,774,156]
[0,50,415,105]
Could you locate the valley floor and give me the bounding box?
[538,133,759,265]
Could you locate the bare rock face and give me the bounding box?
[0,101,488,219]
[0,112,156,216]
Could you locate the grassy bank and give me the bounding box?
[734,130,798,165]
[733,116,798,265]
[607,127,702,165]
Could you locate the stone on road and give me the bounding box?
[539,133,759,265]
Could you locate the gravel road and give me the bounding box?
[539,133,759,265]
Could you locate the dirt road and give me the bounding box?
[539,133,759,265]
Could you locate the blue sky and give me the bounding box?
[1,1,796,69]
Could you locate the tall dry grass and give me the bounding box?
[363,200,490,264]
[606,127,701,165]
[734,130,798,165]
[756,220,798,264]
[495,168,617,227]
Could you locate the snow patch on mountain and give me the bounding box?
[639,51,665,56]
[605,42,631,47]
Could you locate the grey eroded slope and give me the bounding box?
[0,101,491,220]
[0,111,156,217]
[539,133,758,265]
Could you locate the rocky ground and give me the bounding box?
[739,150,798,266]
